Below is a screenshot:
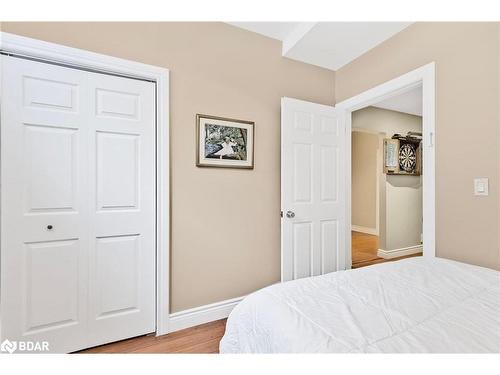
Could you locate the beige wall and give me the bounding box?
[337,23,500,270]
[353,106,422,135]
[0,22,335,312]
[385,175,422,250]
[498,25,500,266]
[352,107,423,251]
[2,21,498,316]
[351,131,378,230]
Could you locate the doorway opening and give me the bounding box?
[336,62,436,269]
[350,85,423,268]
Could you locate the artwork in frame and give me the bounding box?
[196,114,255,169]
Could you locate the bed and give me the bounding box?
[219,257,500,353]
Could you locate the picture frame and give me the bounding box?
[196,114,255,169]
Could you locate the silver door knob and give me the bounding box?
[286,211,295,218]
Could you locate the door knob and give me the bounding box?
[47,225,53,230]
[286,211,295,218]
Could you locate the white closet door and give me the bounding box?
[281,97,347,282]
[1,56,91,352]
[1,56,156,353]
[87,71,155,346]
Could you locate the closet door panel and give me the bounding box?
[87,72,156,346]
[1,55,156,353]
[1,56,90,353]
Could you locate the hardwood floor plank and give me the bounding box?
[131,323,226,354]
[78,319,227,354]
[172,337,221,354]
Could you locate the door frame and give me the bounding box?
[0,32,171,335]
[336,62,436,268]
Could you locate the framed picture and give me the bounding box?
[196,114,255,169]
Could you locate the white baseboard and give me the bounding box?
[352,225,378,236]
[168,296,244,333]
[377,245,423,259]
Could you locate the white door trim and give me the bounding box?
[336,62,436,268]
[0,32,171,335]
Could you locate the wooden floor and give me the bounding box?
[351,231,422,268]
[77,319,226,354]
[79,233,421,354]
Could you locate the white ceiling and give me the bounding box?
[227,22,302,41]
[228,22,412,70]
[373,86,422,116]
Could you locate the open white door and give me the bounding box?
[281,97,347,282]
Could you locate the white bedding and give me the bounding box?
[220,257,500,353]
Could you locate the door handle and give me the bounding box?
[286,211,295,219]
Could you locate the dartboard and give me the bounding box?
[399,143,417,172]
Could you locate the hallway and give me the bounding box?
[352,231,421,268]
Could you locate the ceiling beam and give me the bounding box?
[282,22,317,56]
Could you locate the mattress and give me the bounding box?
[219,257,500,353]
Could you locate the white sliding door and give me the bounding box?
[1,56,156,353]
[281,97,347,282]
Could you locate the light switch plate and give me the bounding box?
[474,178,489,196]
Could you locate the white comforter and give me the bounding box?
[220,257,500,353]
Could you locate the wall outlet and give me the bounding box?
[474,178,489,196]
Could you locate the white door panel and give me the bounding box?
[1,56,155,352]
[87,72,155,346]
[1,57,90,352]
[281,97,346,282]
